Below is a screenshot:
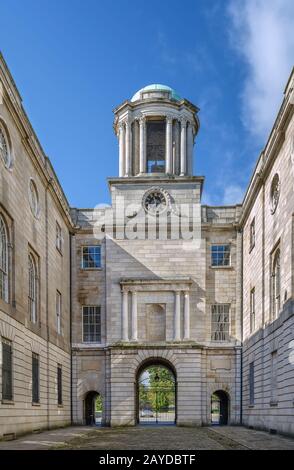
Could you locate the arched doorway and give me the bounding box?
[84,391,103,425]
[136,361,176,425]
[211,390,229,425]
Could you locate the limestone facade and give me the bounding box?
[0,53,294,437]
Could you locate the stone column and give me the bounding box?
[125,120,132,176]
[180,117,187,176]
[165,115,173,174]
[131,291,138,341]
[174,291,181,341]
[139,117,146,174]
[187,122,194,176]
[183,291,190,340]
[122,289,129,341]
[119,123,125,177]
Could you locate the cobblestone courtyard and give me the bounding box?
[1,426,294,450]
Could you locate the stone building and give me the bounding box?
[0,52,293,438]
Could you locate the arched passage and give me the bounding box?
[211,390,229,425]
[84,391,103,425]
[136,359,176,425]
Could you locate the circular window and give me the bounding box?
[29,179,40,218]
[0,123,11,169]
[270,173,280,214]
[142,187,169,215]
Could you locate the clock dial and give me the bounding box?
[143,189,168,215]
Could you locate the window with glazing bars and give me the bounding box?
[2,338,13,401]
[83,306,101,343]
[82,246,101,269]
[32,353,39,403]
[0,215,8,302]
[211,304,230,341]
[57,365,62,405]
[211,245,230,267]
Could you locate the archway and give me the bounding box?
[136,360,176,425]
[211,390,229,425]
[84,391,102,425]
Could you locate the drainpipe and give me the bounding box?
[70,232,73,425]
[240,227,243,425]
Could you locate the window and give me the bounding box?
[2,338,13,401]
[250,288,255,333]
[270,351,278,404]
[211,245,230,267]
[32,353,40,404]
[270,173,280,214]
[0,122,11,168]
[249,362,255,405]
[83,306,101,343]
[82,246,101,269]
[146,120,166,173]
[56,222,62,253]
[0,215,8,302]
[250,218,255,250]
[57,365,62,405]
[28,179,40,218]
[211,304,230,341]
[56,291,62,334]
[28,253,38,323]
[272,247,281,319]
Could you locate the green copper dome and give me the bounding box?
[131,84,181,102]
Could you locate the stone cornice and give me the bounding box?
[0,52,74,229]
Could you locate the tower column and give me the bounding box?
[125,120,132,176]
[180,117,187,176]
[165,115,173,174]
[131,291,138,341]
[174,291,181,341]
[139,117,146,174]
[122,289,129,341]
[183,291,190,340]
[119,123,125,177]
[187,122,194,176]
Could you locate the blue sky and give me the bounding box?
[1,0,293,207]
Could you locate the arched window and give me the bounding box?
[0,122,11,169]
[272,248,281,319]
[0,215,9,302]
[29,179,40,218]
[28,253,37,323]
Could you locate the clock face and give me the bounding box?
[143,189,168,215]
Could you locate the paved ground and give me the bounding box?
[1,425,294,450]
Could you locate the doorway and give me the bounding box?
[211,390,229,425]
[85,391,102,425]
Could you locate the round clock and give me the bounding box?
[142,188,169,215]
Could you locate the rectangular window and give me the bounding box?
[2,338,13,401]
[83,306,101,343]
[271,351,278,404]
[146,120,166,173]
[57,365,62,405]
[211,245,230,267]
[32,353,40,404]
[56,222,62,253]
[250,218,255,250]
[82,246,101,269]
[250,288,255,333]
[56,291,62,334]
[211,304,230,341]
[249,362,255,405]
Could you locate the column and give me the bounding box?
[122,289,129,341]
[125,120,132,176]
[180,117,187,176]
[139,117,146,174]
[131,291,138,341]
[174,291,181,341]
[183,291,190,340]
[165,115,173,174]
[187,122,194,176]
[119,123,125,177]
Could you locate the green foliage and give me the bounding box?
[139,366,175,413]
[95,395,102,412]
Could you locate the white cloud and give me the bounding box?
[223,184,244,205]
[228,0,294,141]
